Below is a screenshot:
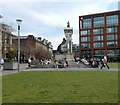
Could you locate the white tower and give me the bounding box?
[64,21,73,53]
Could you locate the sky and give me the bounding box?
[0,0,119,50]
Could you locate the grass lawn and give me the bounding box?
[107,62,120,68]
[2,70,118,103]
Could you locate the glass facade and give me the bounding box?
[93,28,103,34]
[106,15,118,26]
[107,41,117,47]
[79,11,120,61]
[81,30,90,36]
[94,50,105,56]
[107,34,117,40]
[93,36,103,41]
[107,27,117,33]
[93,16,104,28]
[108,49,120,55]
[83,18,91,28]
[81,43,90,48]
[81,37,90,42]
[81,50,92,58]
[94,42,103,48]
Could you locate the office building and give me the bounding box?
[79,10,120,61]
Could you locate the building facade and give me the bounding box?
[0,23,13,59]
[12,35,53,62]
[72,44,79,57]
[79,10,120,62]
[0,23,53,62]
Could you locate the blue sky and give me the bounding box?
[0,0,119,49]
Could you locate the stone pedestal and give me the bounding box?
[55,53,74,65]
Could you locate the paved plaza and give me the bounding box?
[0,63,119,76]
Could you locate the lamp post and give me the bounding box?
[16,19,22,72]
[0,15,3,59]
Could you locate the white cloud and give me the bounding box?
[1,1,119,50]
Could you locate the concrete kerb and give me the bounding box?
[1,67,119,76]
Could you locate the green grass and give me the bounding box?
[0,76,2,104]
[107,62,120,68]
[2,71,118,103]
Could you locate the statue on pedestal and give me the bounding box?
[57,21,73,54]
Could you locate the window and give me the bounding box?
[93,29,103,34]
[94,50,105,55]
[93,36,103,41]
[93,16,104,28]
[107,34,117,40]
[81,30,90,36]
[106,15,118,26]
[81,37,90,42]
[94,42,103,48]
[107,27,117,33]
[81,50,92,58]
[81,43,90,48]
[83,18,91,28]
[107,41,117,47]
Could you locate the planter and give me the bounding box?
[3,62,18,70]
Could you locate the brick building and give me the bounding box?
[0,23,14,59]
[79,10,120,62]
[0,23,53,62]
[12,35,53,62]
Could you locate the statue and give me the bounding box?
[57,21,73,54]
[67,21,70,27]
[57,38,67,54]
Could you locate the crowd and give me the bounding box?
[1,55,110,69]
[80,55,110,69]
[54,58,68,68]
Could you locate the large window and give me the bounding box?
[81,43,90,48]
[94,42,103,48]
[106,15,118,26]
[81,30,90,36]
[107,27,117,33]
[107,41,118,47]
[81,37,90,42]
[108,49,120,55]
[81,50,92,58]
[93,36,103,41]
[93,28,103,34]
[93,16,104,28]
[107,34,117,40]
[83,18,91,28]
[94,50,105,56]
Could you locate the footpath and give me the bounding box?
[0,63,119,76]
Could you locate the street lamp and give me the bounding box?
[16,19,22,71]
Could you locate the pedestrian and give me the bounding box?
[0,58,4,69]
[28,58,31,67]
[64,58,68,67]
[100,55,110,69]
[54,60,59,68]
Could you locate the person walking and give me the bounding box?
[100,55,110,69]
[28,58,31,67]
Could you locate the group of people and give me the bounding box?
[54,58,68,68]
[28,58,52,67]
[81,55,110,69]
